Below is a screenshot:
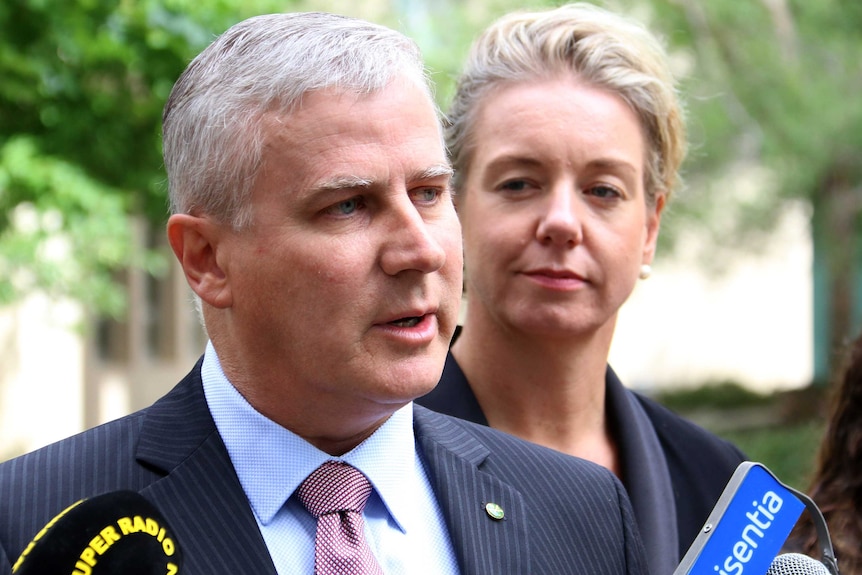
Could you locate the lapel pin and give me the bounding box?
[484,502,504,521]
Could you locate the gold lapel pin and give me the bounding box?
[484,502,504,520]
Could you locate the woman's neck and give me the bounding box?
[451,312,620,474]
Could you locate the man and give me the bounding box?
[0,12,647,574]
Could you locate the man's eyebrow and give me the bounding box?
[315,165,453,192]
[315,175,374,192]
[412,164,454,181]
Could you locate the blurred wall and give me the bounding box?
[611,203,813,392]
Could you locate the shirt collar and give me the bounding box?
[201,342,415,531]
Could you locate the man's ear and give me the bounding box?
[166,214,233,309]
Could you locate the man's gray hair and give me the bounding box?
[163,12,434,229]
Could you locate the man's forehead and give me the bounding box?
[260,88,441,142]
[255,79,449,195]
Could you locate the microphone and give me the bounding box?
[12,490,182,575]
[767,553,831,575]
[673,461,838,575]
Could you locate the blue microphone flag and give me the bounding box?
[674,462,805,575]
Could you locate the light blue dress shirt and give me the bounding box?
[201,342,460,574]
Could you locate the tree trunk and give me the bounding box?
[817,176,862,383]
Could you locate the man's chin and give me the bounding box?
[376,372,442,404]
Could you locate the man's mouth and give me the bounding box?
[389,316,422,328]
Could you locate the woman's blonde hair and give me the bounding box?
[446,2,686,205]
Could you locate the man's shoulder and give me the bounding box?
[0,409,153,565]
[413,403,620,487]
[412,404,649,574]
[0,363,207,490]
[0,408,150,493]
[0,369,208,564]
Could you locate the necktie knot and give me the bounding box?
[298,461,373,518]
[297,461,383,574]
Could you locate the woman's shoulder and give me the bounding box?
[631,389,747,467]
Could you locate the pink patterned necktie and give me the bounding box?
[298,461,384,575]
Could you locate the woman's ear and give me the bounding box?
[166,214,233,309]
[642,192,666,265]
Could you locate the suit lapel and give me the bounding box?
[134,363,278,575]
[130,367,532,574]
[414,406,530,574]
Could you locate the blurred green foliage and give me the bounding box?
[654,381,772,411]
[655,382,825,490]
[718,420,823,491]
[0,137,136,315]
[0,0,292,315]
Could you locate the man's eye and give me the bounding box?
[412,188,440,202]
[330,197,362,215]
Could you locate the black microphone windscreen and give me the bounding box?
[12,490,182,575]
[767,553,831,575]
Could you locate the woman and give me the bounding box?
[417,4,746,574]
[786,332,862,575]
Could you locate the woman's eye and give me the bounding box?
[587,184,622,199]
[499,179,530,193]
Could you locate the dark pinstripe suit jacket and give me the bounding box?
[0,360,648,574]
[418,352,747,571]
